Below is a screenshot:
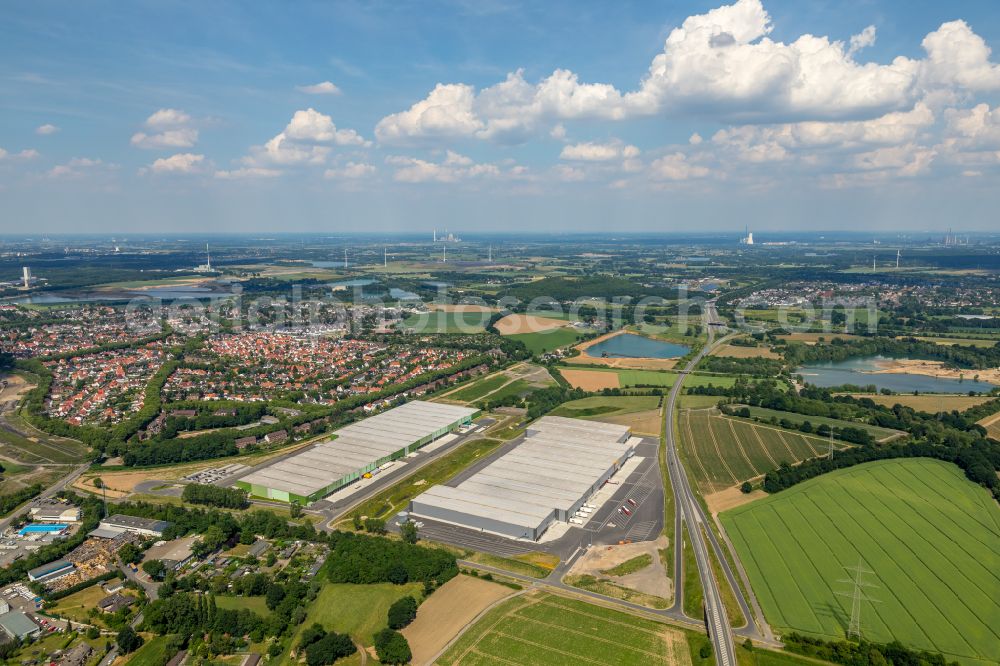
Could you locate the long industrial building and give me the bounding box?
[235,401,478,504]
[408,416,633,540]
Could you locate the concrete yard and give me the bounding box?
[402,436,664,563]
[408,416,635,541]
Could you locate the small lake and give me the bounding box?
[797,356,996,394]
[329,278,377,289]
[7,293,118,305]
[7,288,230,304]
[586,333,689,359]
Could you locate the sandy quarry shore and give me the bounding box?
[869,358,1000,384]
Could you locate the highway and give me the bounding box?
[661,301,744,666]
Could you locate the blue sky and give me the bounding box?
[2,0,999,234]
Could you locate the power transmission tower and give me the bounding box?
[836,558,881,640]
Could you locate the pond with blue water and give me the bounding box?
[585,333,690,359]
[797,355,996,393]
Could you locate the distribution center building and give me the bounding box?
[235,400,479,504]
[408,415,633,541]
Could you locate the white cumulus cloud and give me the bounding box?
[324,162,376,179]
[145,153,205,174]
[132,108,198,149]
[214,167,282,180]
[35,124,59,135]
[296,81,341,95]
[374,0,1000,146]
[560,141,639,161]
[650,153,710,180]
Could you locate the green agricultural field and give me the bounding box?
[508,326,584,354]
[677,394,724,409]
[739,406,903,441]
[722,459,1000,665]
[437,591,690,665]
[281,582,423,660]
[680,409,843,493]
[402,310,488,334]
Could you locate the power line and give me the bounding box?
[836,558,881,640]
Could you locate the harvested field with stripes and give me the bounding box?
[679,408,847,493]
[436,590,690,666]
[721,459,1000,665]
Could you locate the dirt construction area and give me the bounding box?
[560,368,619,390]
[594,409,663,436]
[704,485,767,514]
[569,535,672,600]
[493,314,569,335]
[401,574,515,665]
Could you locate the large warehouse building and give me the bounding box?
[408,416,633,540]
[235,401,478,504]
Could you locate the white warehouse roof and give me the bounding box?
[239,401,477,498]
[410,415,633,539]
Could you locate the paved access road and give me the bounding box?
[663,301,777,665]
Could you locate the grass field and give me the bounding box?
[402,310,489,333]
[601,553,652,576]
[216,595,271,616]
[739,406,903,441]
[281,582,423,660]
[465,551,558,578]
[0,410,91,464]
[550,395,660,418]
[128,635,180,666]
[981,411,1000,441]
[346,437,504,522]
[508,327,585,354]
[447,374,512,403]
[711,344,780,359]
[721,459,1000,665]
[912,336,1000,348]
[437,590,690,665]
[480,378,535,403]
[550,395,662,434]
[680,409,846,493]
[559,367,737,389]
[46,583,112,625]
[677,394,723,410]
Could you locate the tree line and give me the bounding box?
[784,336,1000,373]
[762,439,1000,499]
[784,632,960,666]
[181,483,250,509]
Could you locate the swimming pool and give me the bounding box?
[19,524,68,535]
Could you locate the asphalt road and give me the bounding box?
[661,302,735,665]
[0,462,90,534]
[662,301,774,665]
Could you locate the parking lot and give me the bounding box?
[183,463,250,485]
